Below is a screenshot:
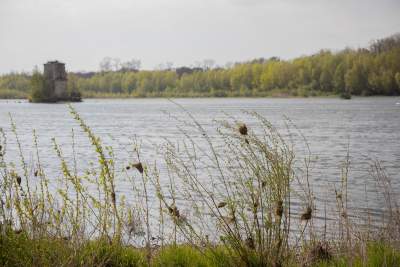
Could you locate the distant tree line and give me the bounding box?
[1,34,400,99]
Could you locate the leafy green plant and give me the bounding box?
[1,106,400,267]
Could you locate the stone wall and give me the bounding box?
[43,61,67,98]
[55,80,67,98]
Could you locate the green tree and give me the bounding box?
[30,70,47,102]
[67,73,82,100]
[3,33,400,99]
[333,63,346,93]
[345,63,367,94]
[319,70,332,91]
[395,72,400,90]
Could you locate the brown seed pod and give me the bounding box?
[306,242,332,263]
[217,202,227,208]
[132,162,143,173]
[14,229,23,234]
[301,206,312,221]
[238,124,248,135]
[173,207,180,218]
[254,199,259,208]
[222,216,236,224]
[168,205,180,218]
[16,176,21,186]
[245,236,255,249]
[275,200,283,217]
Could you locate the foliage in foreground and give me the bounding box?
[1,232,399,267]
[0,230,145,267]
[0,106,399,266]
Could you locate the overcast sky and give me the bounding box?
[0,0,399,73]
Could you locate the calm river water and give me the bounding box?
[1,97,399,232]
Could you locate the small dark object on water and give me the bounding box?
[340,92,351,100]
[126,165,131,170]
[16,176,21,186]
[275,200,283,217]
[301,206,312,221]
[132,162,144,173]
[217,202,227,208]
[238,124,248,135]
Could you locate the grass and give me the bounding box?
[0,89,28,99]
[1,234,399,266]
[0,230,146,266]
[313,242,400,267]
[0,105,399,266]
[152,245,210,267]
[80,89,337,99]
[0,86,349,100]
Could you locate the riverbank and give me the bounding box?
[81,88,339,98]
[0,89,28,99]
[0,90,342,100]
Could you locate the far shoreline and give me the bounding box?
[1,94,400,102]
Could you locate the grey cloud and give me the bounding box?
[0,0,399,73]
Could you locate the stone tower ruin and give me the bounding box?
[43,61,67,99]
